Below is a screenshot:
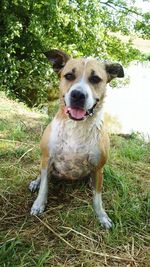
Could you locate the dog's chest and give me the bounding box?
[49,118,101,180]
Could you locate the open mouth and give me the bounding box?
[65,104,96,121]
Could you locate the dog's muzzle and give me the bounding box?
[65,89,98,121]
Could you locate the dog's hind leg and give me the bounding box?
[29,175,41,192]
[93,169,112,229]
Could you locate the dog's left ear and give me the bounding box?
[105,63,124,82]
[44,49,70,73]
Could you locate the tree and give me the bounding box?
[0,0,149,106]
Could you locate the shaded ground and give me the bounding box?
[0,93,149,267]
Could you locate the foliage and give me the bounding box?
[135,11,150,38]
[0,0,149,106]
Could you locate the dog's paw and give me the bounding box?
[30,201,45,215]
[29,180,40,192]
[98,212,113,229]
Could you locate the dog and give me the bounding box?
[29,50,124,229]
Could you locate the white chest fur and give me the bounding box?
[48,110,104,179]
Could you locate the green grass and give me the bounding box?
[0,237,52,267]
[0,93,149,267]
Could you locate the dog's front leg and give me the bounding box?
[30,156,50,215]
[93,169,112,229]
[30,168,48,215]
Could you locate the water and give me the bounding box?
[104,61,150,140]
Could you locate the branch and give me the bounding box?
[99,1,143,17]
[36,216,136,263]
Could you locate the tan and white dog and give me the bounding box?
[29,50,124,229]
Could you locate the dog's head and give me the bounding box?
[45,50,124,121]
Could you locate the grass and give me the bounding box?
[0,92,149,267]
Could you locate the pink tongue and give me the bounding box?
[66,107,86,119]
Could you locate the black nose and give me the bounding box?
[70,90,86,108]
[71,90,85,100]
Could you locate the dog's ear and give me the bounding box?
[44,49,70,73]
[105,63,124,82]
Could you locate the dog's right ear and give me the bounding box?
[44,49,70,73]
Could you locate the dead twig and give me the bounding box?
[17,147,35,163]
[35,216,136,263]
[69,193,90,204]
[61,226,98,243]
[123,241,137,267]
[0,193,13,207]
[80,225,100,238]
[35,216,75,249]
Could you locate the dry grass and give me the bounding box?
[0,92,149,267]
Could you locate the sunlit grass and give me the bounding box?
[0,93,149,267]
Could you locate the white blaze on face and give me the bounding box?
[63,58,98,120]
[65,79,95,110]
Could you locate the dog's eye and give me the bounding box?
[64,73,76,81]
[89,75,102,84]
